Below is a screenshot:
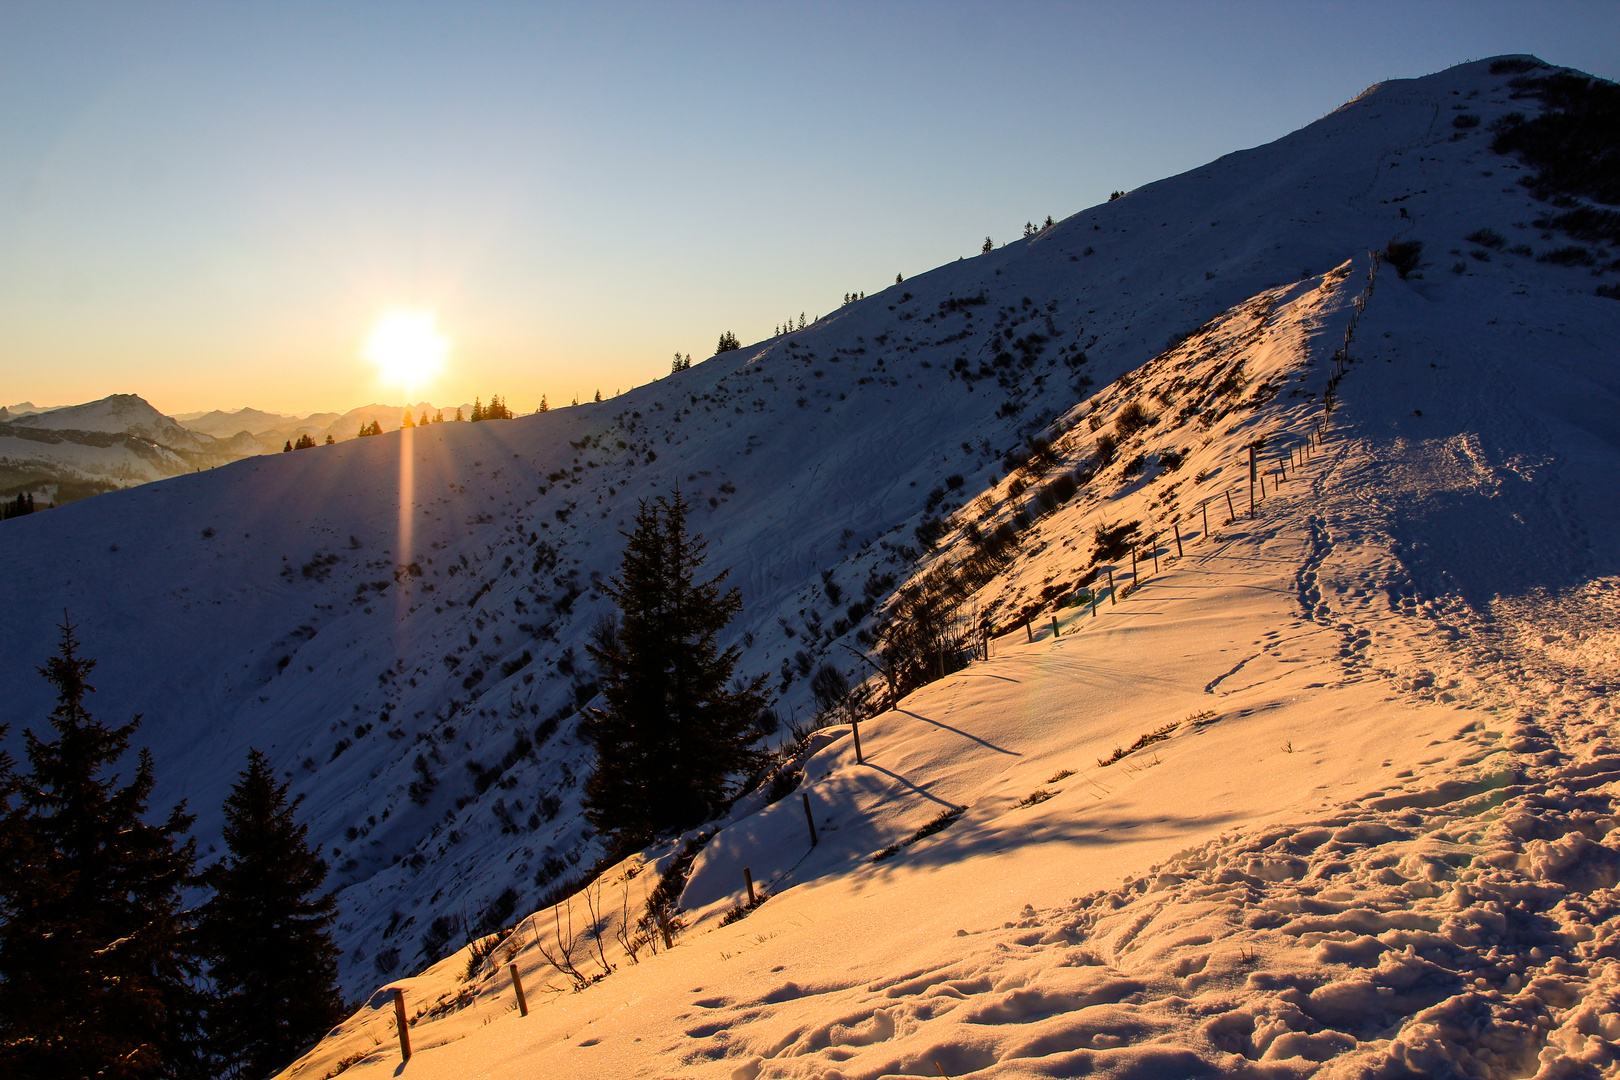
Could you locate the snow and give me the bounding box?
[6,54,1620,1077]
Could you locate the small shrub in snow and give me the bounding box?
[1465,227,1507,250]
[1382,239,1424,279]
[1114,402,1153,439]
[1098,721,1179,768]
[1095,433,1118,466]
[871,805,967,863]
[1092,520,1139,562]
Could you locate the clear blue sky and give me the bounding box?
[2,1,1615,416]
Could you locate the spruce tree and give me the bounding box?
[0,620,203,1080]
[198,750,344,1079]
[583,491,767,852]
[538,394,549,413]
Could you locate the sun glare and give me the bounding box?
[363,310,449,391]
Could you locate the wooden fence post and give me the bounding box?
[1173,521,1183,557]
[1108,568,1116,604]
[1090,589,1098,616]
[658,910,674,950]
[802,792,818,846]
[1051,616,1059,639]
[1024,621,1033,643]
[1248,446,1257,516]
[744,868,756,905]
[510,964,529,1017]
[1201,499,1209,536]
[851,718,864,764]
[1131,544,1137,577]
[1225,489,1236,522]
[1152,535,1159,575]
[393,988,412,1063]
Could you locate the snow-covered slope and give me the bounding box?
[5,57,1620,1076]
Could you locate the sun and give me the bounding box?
[363,310,450,392]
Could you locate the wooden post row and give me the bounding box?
[393,988,412,1063]
[510,964,529,1017]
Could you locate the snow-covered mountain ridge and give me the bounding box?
[0,392,259,505]
[5,55,1620,1077]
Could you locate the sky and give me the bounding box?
[1,1,1616,418]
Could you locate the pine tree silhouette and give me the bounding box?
[0,619,203,1080]
[582,491,768,853]
[198,750,343,1079]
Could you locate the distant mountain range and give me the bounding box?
[0,395,481,507]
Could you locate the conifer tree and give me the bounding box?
[283,440,292,452]
[982,236,994,254]
[198,750,343,1079]
[434,410,444,423]
[594,389,602,402]
[402,411,415,428]
[418,411,428,427]
[0,620,203,1080]
[324,434,335,445]
[583,491,768,853]
[471,398,484,422]
[538,395,549,413]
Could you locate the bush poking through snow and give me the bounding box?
[1115,402,1153,439]
[1092,520,1139,563]
[719,887,770,926]
[1016,789,1057,809]
[1098,721,1180,767]
[1095,432,1118,466]
[1382,239,1425,279]
[871,806,968,863]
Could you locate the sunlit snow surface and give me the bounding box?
[4,57,1620,1077]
